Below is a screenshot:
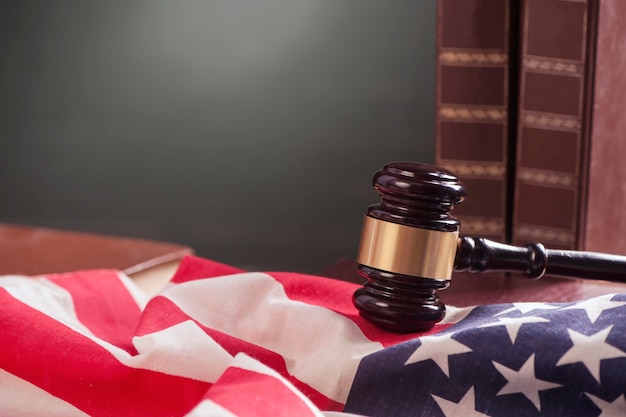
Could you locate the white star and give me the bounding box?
[496,302,559,316]
[479,316,550,343]
[556,326,626,382]
[404,334,472,377]
[558,295,626,323]
[586,393,626,417]
[493,354,561,411]
[432,386,490,417]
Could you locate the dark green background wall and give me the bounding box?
[0,1,436,273]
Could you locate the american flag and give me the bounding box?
[1,255,625,416]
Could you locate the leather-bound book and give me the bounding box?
[435,0,519,243]
[513,0,626,254]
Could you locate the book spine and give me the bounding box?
[435,0,518,243]
[584,0,626,254]
[512,0,598,249]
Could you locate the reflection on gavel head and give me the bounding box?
[352,161,466,332]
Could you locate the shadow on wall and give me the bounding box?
[0,0,436,273]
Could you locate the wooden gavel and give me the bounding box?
[352,162,626,332]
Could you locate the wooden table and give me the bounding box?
[3,223,626,306]
[0,223,193,295]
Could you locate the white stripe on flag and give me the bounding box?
[116,271,150,309]
[184,400,240,417]
[130,320,234,382]
[0,367,89,417]
[161,272,385,403]
[0,276,100,338]
[440,304,473,324]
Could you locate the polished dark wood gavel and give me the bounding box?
[352,162,626,332]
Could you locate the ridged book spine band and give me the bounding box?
[510,0,626,254]
[435,0,519,244]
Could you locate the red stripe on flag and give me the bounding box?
[0,288,209,417]
[136,296,344,411]
[208,366,319,417]
[46,270,142,354]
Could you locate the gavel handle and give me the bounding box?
[455,237,626,283]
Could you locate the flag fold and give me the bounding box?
[1,255,624,417]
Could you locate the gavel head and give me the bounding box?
[352,161,465,332]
